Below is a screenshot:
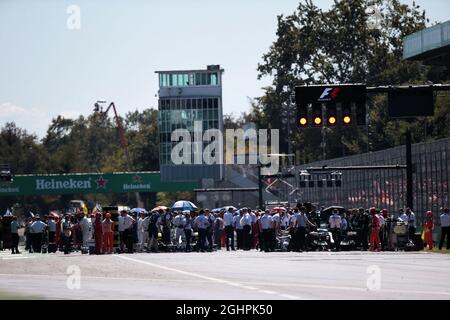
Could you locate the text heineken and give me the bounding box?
[123,183,151,190]
[36,178,92,190]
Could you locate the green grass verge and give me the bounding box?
[0,290,42,300]
[424,248,450,254]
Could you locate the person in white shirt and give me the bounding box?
[439,208,450,250]
[205,209,215,251]
[137,212,149,252]
[400,207,416,241]
[121,210,136,253]
[233,210,244,250]
[294,207,315,252]
[47,216,57,244]
[173,211,186,249]
[118,214,125,252]
[183,211,193,252]
[30,216,47,253]
[194,210,210,252]
[80,214,93,248]
[259,210,273,252]
[272,212,281,233]
[10,216,21,254]
[223,208,235,251]
[249,210,258,249]
[214,212,225,250]
[240,208,252,251]
[280,211,292,231]
[271,211,281,251]
[329,209,342,251]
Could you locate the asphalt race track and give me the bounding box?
[1,250,449,300]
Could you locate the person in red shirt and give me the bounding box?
[424,211,434,250]
[369,208,382,252]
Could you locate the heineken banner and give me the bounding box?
[0,172,199,197]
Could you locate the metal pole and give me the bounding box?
[258,164,263,210]
[321,126,326,160]
[406,128,413,209]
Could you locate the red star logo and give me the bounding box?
[132,175,142,183]
[96,176,108,189]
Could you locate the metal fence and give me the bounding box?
[296,137,450,224]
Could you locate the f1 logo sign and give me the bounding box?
[318,87,341,101]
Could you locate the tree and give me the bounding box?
[255,0,449,161]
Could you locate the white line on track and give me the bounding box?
[1,256,36,260]
[259,290,278,295]
[241,286,259,290]
[114,255,303,300]
[280,294,301,300]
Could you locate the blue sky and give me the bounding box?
[0,0,449,138]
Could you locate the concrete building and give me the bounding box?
[156,65,225,182]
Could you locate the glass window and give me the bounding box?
[189,74,195,86]
[213,98,218,109]
[186,99,191,109]
[201,73,207,85]
[171,74,177,86]
[195,73,201,86]
[183,74,189,86]
[208,98,213,109]
[210,73,218,85]
[202,99,208,109]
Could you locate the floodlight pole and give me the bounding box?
[406,128,413,209]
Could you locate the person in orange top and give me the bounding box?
[102,212,114,254]
[424,211,434,250]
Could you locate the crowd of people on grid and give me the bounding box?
[1,205,449,255]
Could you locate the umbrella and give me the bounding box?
[4,209,13,216]
[222,206,237,212]
[130,208,147,214]
[271,207,287,213]
[171,200,197,212]
[320,206,346,223]
[49,211,60,219]
[321,206,346,215]
[151,206,169,212]
[212,208,222,213]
